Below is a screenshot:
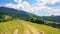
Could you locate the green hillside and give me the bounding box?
[0,7,60,34]
[0,7,60,29]
[41,16,60,22]
[0,20,60,34]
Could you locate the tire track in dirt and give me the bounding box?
[21,21,45,34]
[1,20,45,34]
[13,29,19,34]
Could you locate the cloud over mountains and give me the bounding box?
[1,0,60,16]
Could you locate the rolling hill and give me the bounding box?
[0,20,60,34]
[0,7,60,34]
[0,7,39,20]
[41,16,60,22]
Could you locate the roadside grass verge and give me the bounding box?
[0,20,60,34]
[0,20,24,34]
[24,21,60,34]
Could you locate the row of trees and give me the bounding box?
[25,17,60,29]
[26,17,44,24]
[0,14,13,22]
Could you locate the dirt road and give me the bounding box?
[21,22,45,34]
[1,21,45,34]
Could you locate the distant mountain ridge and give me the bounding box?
[0,7,60,29]
[0,7,40,20]
[0,7,60,22]
[41,16,60,22]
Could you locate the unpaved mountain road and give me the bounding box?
[21,22,45,34]
[14,29,19,34]
[0,21,45,34]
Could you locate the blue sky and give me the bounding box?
[0,0,60,16]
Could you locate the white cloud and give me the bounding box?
[5,0,60,16]
[5,3,16,8]
[22,1,32,12]
[50,9,60,15]
[5,3,24,9]
[14,0,22,3]
[40,0,59,4]
[5,1,32,12]
[37,0,60,4]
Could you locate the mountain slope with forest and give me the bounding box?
[41,16,60,22]
[0,7,39,20]
[0,7,60,34]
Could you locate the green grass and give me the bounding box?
[0,20,24,34]
[26,21,60,34]
[0,20,60,34]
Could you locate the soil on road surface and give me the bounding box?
[21,21,45,34]
[0,21,45,34]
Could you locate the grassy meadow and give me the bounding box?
[0,20,60,34]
